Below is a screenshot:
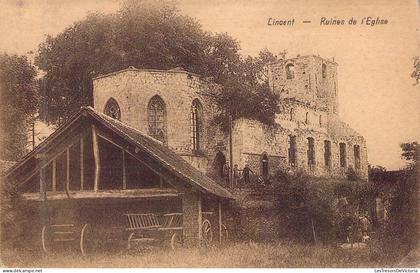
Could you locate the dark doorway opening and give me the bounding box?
[213,152,226,179]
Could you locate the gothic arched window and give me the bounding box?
[286,63,295,79]
[339,142,347,168]
[288,135,297,166]
[190,99,203,151]
[290,108,295,121]
[104,98,121,120]
[148,95,166,143]
[322,63,327,78]
[354,145,361,171]
[307,137,315,166]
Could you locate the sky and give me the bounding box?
[0,0,419,170]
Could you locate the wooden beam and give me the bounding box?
[39,167,47,201]
[52,159,56,192]
[80,137,84,191]
[198,192,202,247]
[96,132,181,191]
[66,147,70,198]
[17,129,90,188]
[92,126,100,192]
[22,188,181,201]
[218,201,222,245]
[8,118,89,181]
[122,150,126,190]
[39,168,43,195]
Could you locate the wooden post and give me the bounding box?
[92,126,100,192]
[52,159,56,192]
[228,114,233,189]
[122,150,126,190]
[311,218,318,245]
[39,168,44,197]
[66,148,70,196]
[39,167,47,227]
[32,118,35,150]
[218,200,222,245]
[198,192,202,247]
[80,137,84,191]
[40,167,47,201]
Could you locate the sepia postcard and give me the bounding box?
[0,0,419,270]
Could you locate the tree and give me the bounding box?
[35,0,245,125]
[0,53,39,161]
[36,0,280,128]
[400,141,418,164]
[272,172,368,244]
[202,49,280,131]
[411,56,420,85]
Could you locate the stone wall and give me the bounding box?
[269,55,339,114]
[231,116,368,180]
[93,62,368,182]
[232,119,286,178]
[93,67,219,173]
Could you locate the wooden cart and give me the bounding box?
[125,211,220,249]
[40,211,227,255]
[125,213,183,250]
[41,223,91,256]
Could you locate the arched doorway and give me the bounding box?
[213,152,226,179]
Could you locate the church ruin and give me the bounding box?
[93,55,368,183]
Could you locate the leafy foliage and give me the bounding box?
[0,53,39,160]
[368,143,419,253]
[0,177,22,248]
[386,142,418,249]
[273,172,369,244]
[385,168,418,249]
[400,141,418,163]
[411,56,420,85]
[202,49,280,131]
[36,0,279,126]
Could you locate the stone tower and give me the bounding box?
[268,55,339,115]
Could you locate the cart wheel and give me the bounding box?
[170,232,183,250]
[41,225,48,253]
[221,224,229,244]
[201,219,213,246]
[80,224,91,256]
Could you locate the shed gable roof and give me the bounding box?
[5,107,233,200]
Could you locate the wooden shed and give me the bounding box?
[4,107,233,253]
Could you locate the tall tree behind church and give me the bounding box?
[0,53,39,161]
[36,0,244,125]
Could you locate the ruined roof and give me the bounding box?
[328,117,364,140]
[5,107,233,200]
[271,54,338,65]
[92,66,201,81]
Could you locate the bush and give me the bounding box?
[384,168,418,250]
[273,172,369,244]
[0,176,24,249]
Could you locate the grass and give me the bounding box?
[0,240,404,268]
